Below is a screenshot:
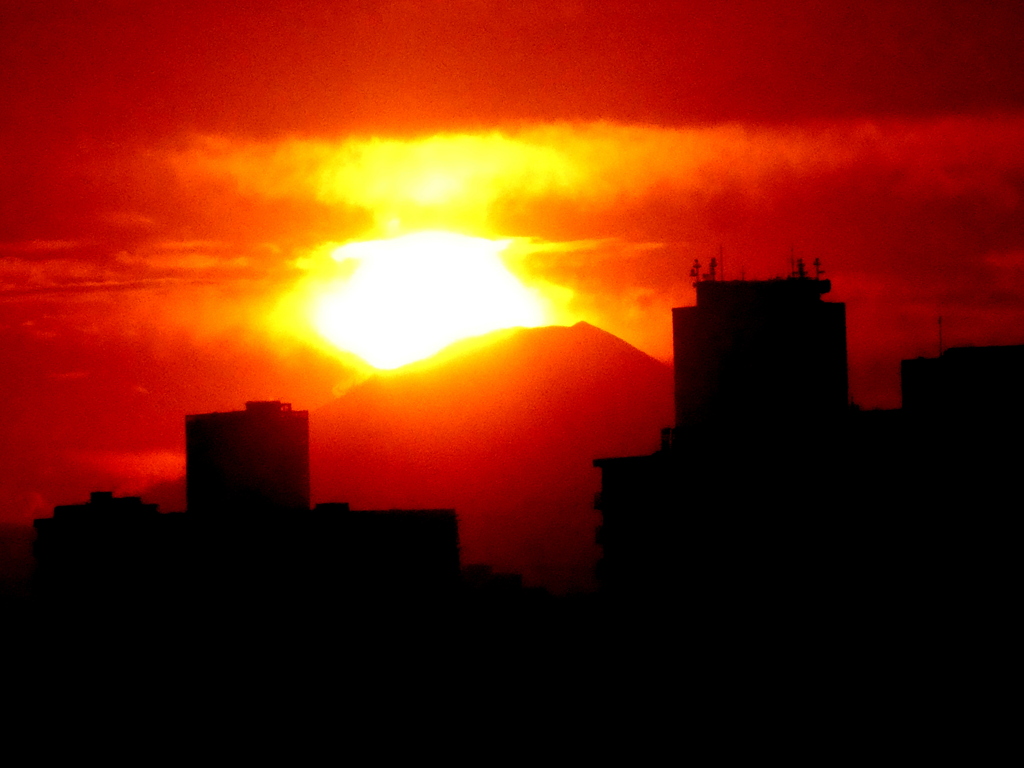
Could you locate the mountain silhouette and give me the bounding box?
[312,322,673,594]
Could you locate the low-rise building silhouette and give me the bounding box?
[33,404,462,612]
[902,343,1024,420]
[33,492,175,605]
[306,504,460,602]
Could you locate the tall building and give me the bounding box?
[594,270,851,601]
[186,401,310,514]
[673,276,848,427]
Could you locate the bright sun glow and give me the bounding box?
[311,231,547,369]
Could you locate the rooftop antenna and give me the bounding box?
[813,257,824,280]
[707,256,718,282]
[795,257,807,279]
[689,259,701,287]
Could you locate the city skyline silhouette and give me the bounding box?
[6,262,1018,750]
[19,266,1020,624]
[2,6,1021,739]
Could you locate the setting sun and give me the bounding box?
[310,231,547,369]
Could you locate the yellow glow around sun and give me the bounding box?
[309,231,547,369]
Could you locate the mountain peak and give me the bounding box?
[313,322,673,594]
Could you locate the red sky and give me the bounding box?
[3,0,1024,528]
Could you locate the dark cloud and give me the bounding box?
[3,1,1023,148]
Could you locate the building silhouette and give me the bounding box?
[896,344,1022,599]
[595,268,850,603]
[594,265,1017,639]
[32,492,171,605]
[306,503,460,603]
[33,403,462,613]
[186,400,309,514]
[902,343,1024,420]
[673,276,847,426]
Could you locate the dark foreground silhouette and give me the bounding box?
[595,271,1018,661]
[11,273,1018,738]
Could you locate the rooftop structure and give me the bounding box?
[673,274,848,427]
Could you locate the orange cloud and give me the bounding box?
[8,116,1024,396]
[69,450,186,498]
[171,117,1024,233]
[164,116,1024,366]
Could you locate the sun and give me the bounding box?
[310,231,547,369]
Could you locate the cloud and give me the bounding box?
[0,240,85,254]
[0,238,281,297]
[171,116,1024,237]
[68,450,186,498]
[6,114,1024,407]
[159,116,1024,377]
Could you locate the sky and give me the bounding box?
[3,0,1024,527]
